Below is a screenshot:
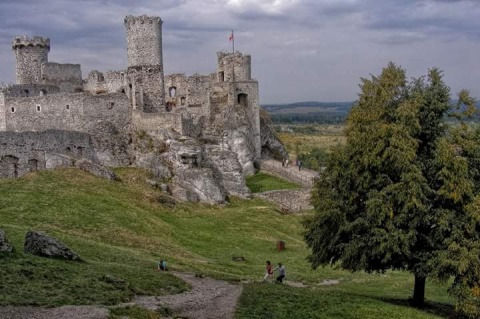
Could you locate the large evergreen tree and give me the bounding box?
[304,63,480,314]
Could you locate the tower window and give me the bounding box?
[169,86,177,98]
[219,71,224,82]
[107,101,115,109]
[180,97,186,105]
[23,89,29,97]
[36,105,41,112]
[66,104,70,110]
[39,89,47,96]
[11,107,15,113]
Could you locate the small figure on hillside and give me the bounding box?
[157,259,167,271]
[298,160,302,171]
[263,260,274,282]
[282,158,285,167]
[274,262,286,283]
[285,159,289,167]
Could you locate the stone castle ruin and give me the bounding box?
[0,15,285,203]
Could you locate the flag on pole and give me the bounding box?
[229,30,235,53]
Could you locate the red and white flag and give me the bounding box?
[229,31,234,42]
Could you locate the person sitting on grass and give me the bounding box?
[274,262,286,283]
[157,259,167,271]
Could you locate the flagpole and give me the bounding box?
[231,30,235,53]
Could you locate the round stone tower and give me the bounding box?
[12,36,50,84]
[217,52,252,82]
[124,15,163,67]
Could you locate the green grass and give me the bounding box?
[0,168,456,317]
[246,171,300,193]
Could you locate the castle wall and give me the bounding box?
[105,70,126,93]
[128,66,164,112]
[165,73,187,107]
[0,92,5,131]
[132,111,182,133]
[41,62,82,93]
[4,93,131,133]
[0,130,94,178]
[185,75,211,116]
[1,84,60,98]
[235,81,261,158]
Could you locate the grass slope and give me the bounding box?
[0,168,455,318]
[246,172,300,193]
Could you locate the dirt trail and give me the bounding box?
[0,272,242,319]
[133,272,243,319]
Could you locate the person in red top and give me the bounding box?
[263,260,273,281]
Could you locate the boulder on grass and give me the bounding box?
[24,231,81,261]
[0,229,13,254]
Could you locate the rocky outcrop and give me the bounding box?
[0,229,14,254]
[75,159,117,180]
[24,231,81,261]
[173,168,225,204]
[260,108,288,160]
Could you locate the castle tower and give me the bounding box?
[124,15,163,68]
[12,36,50,84]
[124,15,165,112]
[217,52,251,83]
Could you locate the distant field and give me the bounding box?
[276,124,346,158]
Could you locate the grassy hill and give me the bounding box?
[0,168,455,318]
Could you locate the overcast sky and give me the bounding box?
[0,0,479,103]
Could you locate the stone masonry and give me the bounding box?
[0,15,284,204]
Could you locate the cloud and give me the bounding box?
[0,0,479,103]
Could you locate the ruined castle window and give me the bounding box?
[66,147,71,153]
[180,97,186,105]
[77,146,84,156]
[165,102,173,112]
[219,71,224,82]
[66,104,70,110]
[237,93,248,107]
[36,105,41,112]
[107,101,115,109]
[169,87,176,98]
[11,107,15,113]
[120,72,125,82]
[23,89,29,97]
[39,89,47,96]
[121,89,125,94]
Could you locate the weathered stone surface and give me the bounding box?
[260,108,288,160]
[0,229,14,254]
[75,159,117,180]
[174,168,224,204]
[24,231,81,261]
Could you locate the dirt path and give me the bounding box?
[0,272,242,319]
[133,272,243,319]
[0,305,108,319]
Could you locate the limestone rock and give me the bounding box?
[260,108,288,160]
[24,231,81,261]
[174,168,225,204]
[204,145,251,198]
[0,229,14,254]
[75,159,117,180]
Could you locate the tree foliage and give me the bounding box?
[304,63,480,315]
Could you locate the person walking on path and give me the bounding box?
[298,160,302,171]
[274,262,286,283]
[263,260,274,281]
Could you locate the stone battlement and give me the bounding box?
[12,36,50,50]
[124,15,162,26]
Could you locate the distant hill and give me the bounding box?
[263,100,480,124]
[262,101,355,124]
